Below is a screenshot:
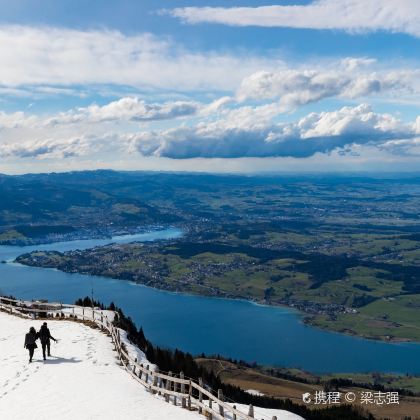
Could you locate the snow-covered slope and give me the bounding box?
[0,311,303,420]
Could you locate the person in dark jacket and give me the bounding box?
[38,322,57,360]
[24,327,38,363]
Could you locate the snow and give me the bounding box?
[246,389,265,396]
[118,327,155,370]
[0,311,303,420]
[60,306,116,323]
[0,311,199,420]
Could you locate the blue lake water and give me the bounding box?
[1,228,420,374]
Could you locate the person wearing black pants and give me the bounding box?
[24,327,39,363]
[38,322,57,360]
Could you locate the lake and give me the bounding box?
[1,228,420,374]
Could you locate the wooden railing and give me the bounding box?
[0,296,279,420]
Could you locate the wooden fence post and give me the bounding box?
[233,405,237,420]
[188,380,192,410]
[145,365,149,384]
[133,358,137,375]
[159,377,164,396]
[153,368,159,393]
[248,404,254,418]
[180,372,185,394]
[198,378,203,414]
[218,389,224,416]
[180,372,186,408]
[165,372,172,403]
[173,376,178,406]
[113,328,118,351]
[208,399,213,420]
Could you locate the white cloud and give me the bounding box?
[168,0,420,37]
[0,111,38,129]
[0,25,417,114]
[236,63,420,109]
[45,97,199,126]
[0,136,94,159]
[0,96,206,159]
[0,97,418,163]
[0,97,202,132]
[130,104,418,159]
[0,25,279,91]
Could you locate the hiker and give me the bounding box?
[24,327,39,363]
[38,322,57,360]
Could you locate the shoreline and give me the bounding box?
[0,224,178,247]
[12,256,418,346]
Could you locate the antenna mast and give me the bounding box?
[91,278,94,309]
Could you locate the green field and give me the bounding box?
[9,171,420,343]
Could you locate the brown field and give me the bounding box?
[195,358,420,420]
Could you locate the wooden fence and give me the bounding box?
[0,296,280,420]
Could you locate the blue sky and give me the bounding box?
[2,0,418,59]
[0,0,419,174]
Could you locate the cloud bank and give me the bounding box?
[46,97,199,126]
[0,98,418,161]
[131,104,419,159]
[169,0,420,37]
[0,25,278,91]
[0,25,418,110]
[237,64,420,109]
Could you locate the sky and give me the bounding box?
[0,0,419,174]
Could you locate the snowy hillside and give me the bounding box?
[0,311,303,420]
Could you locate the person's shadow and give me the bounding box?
[43,356,81,364]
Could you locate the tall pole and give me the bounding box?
[91,278,94,318]
[91,278,94,307]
